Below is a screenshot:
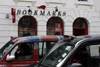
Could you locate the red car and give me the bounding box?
[0,35,63,67]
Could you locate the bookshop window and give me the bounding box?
[18,16,37,37]
[47,17,64,35]
[73,18,88,28]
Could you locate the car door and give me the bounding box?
[85,43,100,67]
[68,39,100,67]
[7,42,34,67]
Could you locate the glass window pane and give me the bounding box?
[47,17,63,35]
[29,32,35,36]
[27,17,36,31]
[10,43,34,60]
[90,44,100,58]
[47,19,55,31]
[39,41,57,59]
[10,45,18,56]
[18,16,37,37]
[73,18,87,28]
[19,32,23,37]
[39,42,43,56]
[19,17,27,31]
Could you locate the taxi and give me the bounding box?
[0,35,63,67]
[27,35,100,67]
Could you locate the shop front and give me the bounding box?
[16,7,89,37]
[18,16,64,37]
[16,7,65,37]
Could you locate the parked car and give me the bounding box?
[27,35,100,67]
[0,35,63,67]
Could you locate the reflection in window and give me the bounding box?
[0,42,14,59]
[40,44,73,67]
[18,16,37,37]
[39,41,57,59]
[90,45,100,58]
[47,17,63,35]
[10,43,34,60]
[73,18,87,28]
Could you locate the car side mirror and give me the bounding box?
[70,63,82,67]
[6,54,15,61]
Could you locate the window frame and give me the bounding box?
[38,41,58,59]
[14,0,36,5]
[46,0,66,6]
[18,16,37,37]
[10,42,34,61]
[47,17,64,35]
[68,39,100,67]
[75,0,93,8]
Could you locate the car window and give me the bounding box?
[39,41,57,59]
[10,42,34,60]
[0,42,14,60]
[71,43,100,67]
[40,44,74,67]
[90,45,100,58]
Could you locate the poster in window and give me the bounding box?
[55,23,61,32]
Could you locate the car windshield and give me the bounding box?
[40,43,74,67]
[0,42,14,60]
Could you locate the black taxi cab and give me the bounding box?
[27,35,100,67]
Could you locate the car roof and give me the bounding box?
[71,34,100,45]
[58,34,100,67]
[11,35,64,44]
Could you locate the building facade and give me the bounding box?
[0,0,100,47]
